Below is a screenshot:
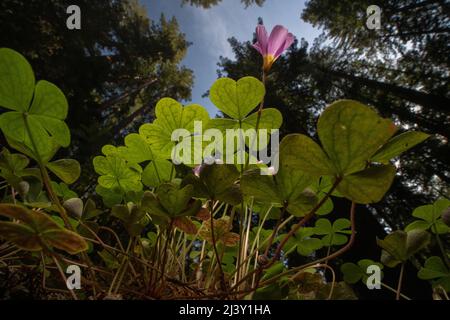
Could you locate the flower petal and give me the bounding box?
[255,24,268,54]
[268,25,289,57]
[252,43,263,55]
[274,32,294,58]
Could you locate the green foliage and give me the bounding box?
[139,97,209,160]
[0,148,40,189]
[418,256,450,292]
[405,199,450,234]
[280,100,429,204]
[210,77,265,120]
[341,259,383,284]
[112,203,149,236]
[0,49,436,300]
[199,216,240,247]
[182,164,242,205]
[46,159,81,185]
[314,218,351,246]
[141,183,202,222]
[371,131,431,163]
[0,204,87,254]
[0,49,70,159]
[94,155,142,192]
[280,227,323,256]
[377,230,430,268]
[317,100,396,175]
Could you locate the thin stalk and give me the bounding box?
[52,256,78,300]
[381,282,411,300]
[433,225,450,269]
[108,238,133,295]
[396,263,405,300]
[208,200,227,291]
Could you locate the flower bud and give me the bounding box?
[17,181,30,197]
[63,198,83,219]
[441,207,450,227]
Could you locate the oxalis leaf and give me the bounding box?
[181,164,242,205]
[0,204,88,254]
[117,133,172,187]
[199,216,240,247]
[0,148,41,188]
[0,49,70,158]
[371,131,430,163]
[377,229,430,267]
[280,134,334,177]
[405,198,450,234]
[241,147,316,216]
[111,203,149,236]
[317,99,397,175]
[139,97,209,160]
[314,218,352,247]
[341,259,383,284]
[279,101,403,204]
[209,76,265,120]
[278,227,323,256]
[46,159,81,185]
[93,155,142,193]
[336,165,396,204]
[141,184,202,220]
[207,108,282,152]
[417,256,450,292]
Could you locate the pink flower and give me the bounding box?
[253,24,294,71]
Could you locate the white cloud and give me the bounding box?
[187,4,235,59]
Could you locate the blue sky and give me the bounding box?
[142,0,321,116]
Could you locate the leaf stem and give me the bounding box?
[396,262,405,300]
[208,200,227,291]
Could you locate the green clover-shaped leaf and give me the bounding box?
[93,155,142,193]
[279,100,405,204]
[280,134,334,177]
[336,165,396,204]
[0,49,73,165]
[117,133,159,164]
[142,159,173,188]
[141,184,202,221]
[279,227,323,256]
[209,76,265,120]
[0,148,40,188]
[112,203,149,236]
[241,167,316,217]
[377,230,430,267]
[314,218,352,246]
[198,216,240,247]
[405,199,450,234]
[51,181,78,201]
[46,159,81,185]
[182,164,242,205]
[371,131,430,163]
[0,49,70,157]
[0,48,35,112]
[418,256,450,292]
[317,100,397,175]
[0,204,88,254]
[241,142,316,216]
[208,108,282,152]
[341,259,384,284]
[114,133,173,187]
[139,97,209,159]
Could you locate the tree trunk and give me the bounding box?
[317,65,450,113]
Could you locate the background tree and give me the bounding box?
[216,2,449,296]
[181,0,265,9]
[0,0,194,187]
